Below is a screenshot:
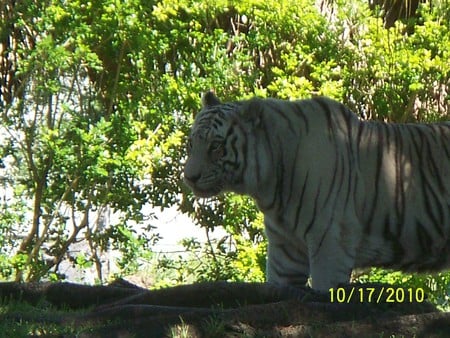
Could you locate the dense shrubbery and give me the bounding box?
[1,0,449,306]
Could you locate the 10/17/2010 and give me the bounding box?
[329,286,425,303]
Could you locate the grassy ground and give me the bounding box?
[0,300,91,337]
[1,281,449,338]
[2,300,450,338]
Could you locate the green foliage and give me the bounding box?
[0,0,449,308]
[0,0,160,282]
[341,1,450,121]
[357,269,450,310]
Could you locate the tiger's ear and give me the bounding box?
[240,97,263,128]
[202,91,221,108]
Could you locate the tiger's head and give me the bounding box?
[183,92,248,198]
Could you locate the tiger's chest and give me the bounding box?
[263,213,308,252]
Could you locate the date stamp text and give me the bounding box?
[329,286,425,303]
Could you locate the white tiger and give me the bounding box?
[183,92,450,291]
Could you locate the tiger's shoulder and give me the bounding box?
[235,96,361,136]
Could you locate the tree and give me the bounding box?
[0,0,157,282]
[369,0,423,28]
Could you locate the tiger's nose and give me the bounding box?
[184,172,201,184]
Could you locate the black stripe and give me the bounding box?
[383,123,391,147]
[314,98,334,141]
[382,214,405,264]
[294,171,309,232]
[266,101,297,135]
[393,124,406,233]
[293,101,310,134]
[259,118,278,211]
[365,124,383,233]
[416,220,433,254]
[313,220,333,258]
[439,124,450,158]
[357,122,365,150]
[382,214,393,241]
[253,134,261,187]
[341,104,355,135]
[415,127,446,235]
[408,126,445,238]
[423,179,445,236]
[343,108,357,206]
[276,244,306,265]
[286,143,301,207]
[333,153,348,208]
[269,262,308,285]
[323,153,339,204]
[276,136,286,214]
[423,127,446,194]
[303,181,322,238]
[240,125,248,184]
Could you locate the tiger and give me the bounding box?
[183,91,450,292]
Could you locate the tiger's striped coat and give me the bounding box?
[184,92,450,291]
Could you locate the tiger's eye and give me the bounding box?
[210,141,224,160]
[187,139,193,154]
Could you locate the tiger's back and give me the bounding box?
[355,121,450,271]
[184,92,450,291]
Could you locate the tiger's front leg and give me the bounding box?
[307,224,356,292]
[265,234,310,288]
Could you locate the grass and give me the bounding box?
[169,317,192,338]
[0,299,96,337]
